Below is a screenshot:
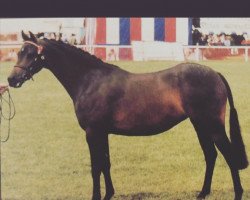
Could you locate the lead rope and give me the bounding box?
[0,89,15,200]
[0,89,16,142]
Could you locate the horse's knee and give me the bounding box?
[103,156,111,170]
[91,165,102,177]
[205,147,217,163]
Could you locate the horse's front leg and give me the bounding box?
[86,128,114,200]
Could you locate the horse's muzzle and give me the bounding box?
[8,76,24,88]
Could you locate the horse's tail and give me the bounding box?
[218,73,248,170]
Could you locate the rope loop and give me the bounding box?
[0,89,16,142]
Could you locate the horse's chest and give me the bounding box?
[74,96,110,128]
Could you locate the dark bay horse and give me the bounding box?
[8,31,248,200]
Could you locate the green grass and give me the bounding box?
[0,60,250,200]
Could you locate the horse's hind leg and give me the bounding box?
[197,136,217,199]
[191,120,218,199]
[193,118,243,200]
[213,129,243,200]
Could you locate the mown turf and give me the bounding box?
[0,59,249,200]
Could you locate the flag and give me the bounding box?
[89,18,192,60]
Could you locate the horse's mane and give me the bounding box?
[42,38,104,64]
[41,38,123,72]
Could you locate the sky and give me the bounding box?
[0,18,84,34]
[1,18,250,35]
[200,18,250,34]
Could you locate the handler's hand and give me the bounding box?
[0,84,9,95]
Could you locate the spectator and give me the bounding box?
[55,33,62,41]
[219,33,226,45]
[212,34,220,45]
[241,33,250,46]
[69,34,77,45]
[44,32,48,39]
[50,33,56,40]
[224,36,231,46]
[207,33,214,46]
[198,34,207,45]
[191,30,249,46]
[61,34,68,43]
[7,49,17,61]
[230,32,244,46]
[192,29,202,45]
[107,49,117,61]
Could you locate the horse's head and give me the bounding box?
[8,31,46,88]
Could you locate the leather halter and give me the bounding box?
[14,41,45,81]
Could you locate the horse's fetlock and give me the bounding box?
[197,189,210,199]
[103,189,115,200]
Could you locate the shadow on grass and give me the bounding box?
[113,189,250,200]
[113,191,195,200]
[3,189,250,199]
[114,192,162,200]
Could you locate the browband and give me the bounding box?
[24,41,43,55]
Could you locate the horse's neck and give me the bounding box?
[48,64,79,100]
[46,54,106,101]
[43,42,120,101]
[44,49,87,100]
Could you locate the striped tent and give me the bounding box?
[85,18,193,60]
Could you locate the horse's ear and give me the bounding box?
[21,30,30,41]
[29,31,37,43]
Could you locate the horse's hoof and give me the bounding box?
[197,190,210,200]
[103,191,114,200]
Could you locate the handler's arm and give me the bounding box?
[0,84,9,95]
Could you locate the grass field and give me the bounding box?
[0,60,250,200]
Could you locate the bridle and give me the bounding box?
[14,41,46,81]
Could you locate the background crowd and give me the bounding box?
[192,29,250,46]
[37,32,84,45]
[1,29,250,62]
[41,30,250,47]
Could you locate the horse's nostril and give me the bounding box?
[7,77,12,84]
[8,77,16,86]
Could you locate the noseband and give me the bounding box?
[14,41,46,81]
